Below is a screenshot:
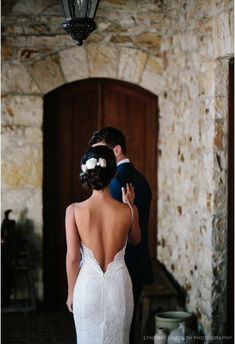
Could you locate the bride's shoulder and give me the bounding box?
[65,204,76,224]
[66,201,87,213]
[66,202,90,224]
[66,203,76,213]
[111,199,130,211]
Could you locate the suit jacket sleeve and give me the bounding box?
[109,178,122,202]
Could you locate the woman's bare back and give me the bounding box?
[74,195,132,272]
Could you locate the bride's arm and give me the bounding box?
[128,204,141,245]
[122,183,141,245]
[65,203,81,312]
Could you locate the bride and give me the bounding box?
[65,145,141,344]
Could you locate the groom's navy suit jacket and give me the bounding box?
[109,162,153,287]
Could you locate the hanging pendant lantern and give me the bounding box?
[61,0,100,46]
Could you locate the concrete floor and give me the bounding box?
[2,309,76,344]
[2,307,155,344]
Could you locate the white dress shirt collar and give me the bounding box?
[117,158,131,166]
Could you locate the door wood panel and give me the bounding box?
[43,78,158,305]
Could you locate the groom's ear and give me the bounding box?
[113,145,122,157]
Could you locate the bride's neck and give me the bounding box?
[92,186,111,199]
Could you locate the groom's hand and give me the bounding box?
[122,183,135,204]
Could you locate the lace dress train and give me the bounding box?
[73,242,134,344]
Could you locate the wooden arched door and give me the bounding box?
[43,78,158,306]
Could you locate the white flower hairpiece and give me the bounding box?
[81,157,107,173]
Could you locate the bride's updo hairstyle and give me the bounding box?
[80,145,116,191]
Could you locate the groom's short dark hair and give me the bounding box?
[89,127,127,154]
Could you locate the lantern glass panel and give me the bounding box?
[61,0,72,19]
[61,0,99,19]
[75,0,99,18]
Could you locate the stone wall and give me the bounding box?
[157,0,233,336]
[1,0,233,336]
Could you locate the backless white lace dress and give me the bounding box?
[73,240,134,344]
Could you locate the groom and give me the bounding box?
[89,127,153,343]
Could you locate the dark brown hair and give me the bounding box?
[88,127,127,154]
[80,145,116,190]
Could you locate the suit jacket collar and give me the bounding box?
[117,161,133,172]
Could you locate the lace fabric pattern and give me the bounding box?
[73,242,134,344]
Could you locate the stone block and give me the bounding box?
[161,36,173,52]
[2,63,39,94]
[110,34,133,44]
[2,24,24,34]
[43,3,61,15]
[229,9,234,43]
[202,153,214,186]
[215,59,228,97]
[1,37,14,60]
[199,61,216,97]
[29,35,74,49]
[2,35,29,47]
[13,0,50,14]
[87,45,119,78]
[86,32,105,44]
[196,17,213,35]
[214,96,226,119]
[30,54,65,94]
[59,47,89,82]
[23,24,50,35]
[18,48,41,62]
[199,35,215,58]
[199,97,215,118]
[48,16,65,34]
[141,55,165,95]
[2,95,43,127]
[118,47,148,83]
[199,115,215,150]
[181,31,198,52]
[2,127,42,189]
[214,121,224,150]
[2,152,42,190]
[212,11,233,57]
[134,32,161,50]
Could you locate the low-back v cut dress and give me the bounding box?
[72,204,134,344]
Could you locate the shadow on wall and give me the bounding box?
[1,208,41,311]
[159,262,187,309]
